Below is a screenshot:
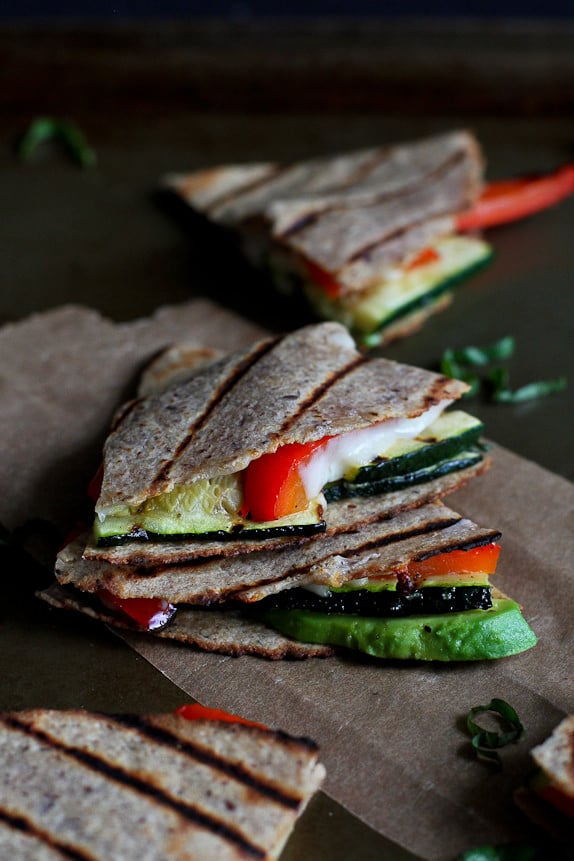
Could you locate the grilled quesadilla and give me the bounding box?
[47,500,537,662]
[167,130,492,346]
[0,706,325,860]
[92,322,486,548]
[514,714,574,842]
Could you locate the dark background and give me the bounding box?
[1,1,573,18]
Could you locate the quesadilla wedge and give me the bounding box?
[92,322,486,548]
[46,501,536,662]
[514,714,574,842]
[166,130,492,346]
[0,707,325,860]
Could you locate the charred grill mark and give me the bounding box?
[109,398,140,433]
[276,353,366,438]
[229,515,464,596]
[0,809,97,861]
[280,149,465,260]
[413,530,502,562]
[111,715,305,810]
[206,164,286,216]
[2,716,267,860]
[151,334,282,490]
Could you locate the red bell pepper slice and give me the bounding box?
[407,543,501,580]
[404,246,441,271]
[97,589,176,631]
[457,164,574,231]
[175,703,267,730]
[87,463,104,503]
[537,783,574,819]
[242,438,330,523]
[304,259,343,299]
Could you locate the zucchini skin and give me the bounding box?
[96,520,326,547]
[325,445,485,503]
[250,585,493,617]
[356,249,494,340]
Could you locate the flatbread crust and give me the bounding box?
[0,708,326,860]
[97,321,468,514]
[84,458,489,567]
[54,501,500,605]
[167,130,483,293]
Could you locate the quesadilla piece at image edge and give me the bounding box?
[0,708,325,860]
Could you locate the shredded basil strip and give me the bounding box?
[488,368,568,404]
[466,698,525,766]
[18,116,97,168]
[441,337,567,404]
[444,336,515,367]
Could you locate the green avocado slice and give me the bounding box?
[258,598,537,661]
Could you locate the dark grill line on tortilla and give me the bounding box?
[0,808,97,861]
[1,716,267,861]
[109,714,305,810]
[204,164,285,216]
[228,514,464,598]
[411,529,501,563]
[108,398,140,434]
[278,148,466,242]
[152,333,281,490]
[274,353,366,439]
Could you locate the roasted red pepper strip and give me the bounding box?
[537,783,574,819]
[175,703,267,730]
[87,463,104,503]
[97,589,176,631]
[407,543,501,579]
[304,259,343,299]
[457,164,574,231]
[404,246,441,271]
[242,438,330,522]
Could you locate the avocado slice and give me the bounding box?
[258,597,537,661]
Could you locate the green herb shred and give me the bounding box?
[466,697,525,766]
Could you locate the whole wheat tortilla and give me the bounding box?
[167,130,483,291]
[84,458,489,567]
[0,708,325,860]
[97,321,468,514]
[55,501,499,606]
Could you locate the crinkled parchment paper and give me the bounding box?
[1,301,572,860]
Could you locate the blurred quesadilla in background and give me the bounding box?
[166,130,492,346]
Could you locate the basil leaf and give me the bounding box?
[18,116,96,168]
[466,698,525,766]
[445,336,515,367]
[440,349,480,397]
[489,369,567,404]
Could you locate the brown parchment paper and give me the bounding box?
[1,302,572,860]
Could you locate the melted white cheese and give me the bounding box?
[299,401,451,498]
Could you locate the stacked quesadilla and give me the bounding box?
[166,130,492,346]
[43,322,537,661]
[0,706,325,860]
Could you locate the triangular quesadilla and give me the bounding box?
[167,130,492,346]
[92,322,485,548]
[0,707,325,860]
